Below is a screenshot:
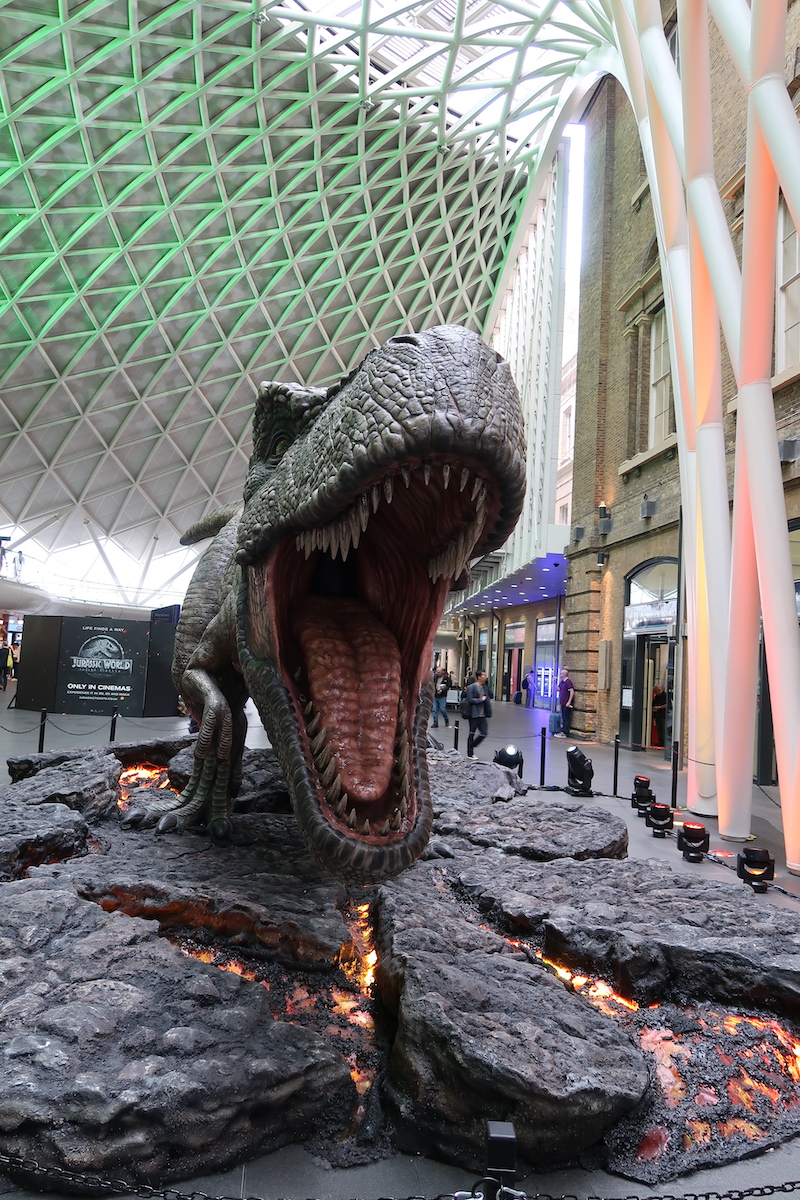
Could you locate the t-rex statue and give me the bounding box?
[124,326,527,884]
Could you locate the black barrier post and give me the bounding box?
[539,727,546,786]
[38,708,47,754]
[671,740,679,808]
[110,706,118,743]
[453,720,459,751]
[613,733,620,798]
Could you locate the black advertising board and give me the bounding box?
[55,618,149,715]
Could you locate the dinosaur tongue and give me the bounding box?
[292,596,401,803]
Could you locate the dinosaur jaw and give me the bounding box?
[243,456,498,884]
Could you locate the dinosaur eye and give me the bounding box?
[269,435,292,458]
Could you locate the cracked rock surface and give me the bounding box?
[373,851,649,1169]
[455,852,800,1013]
[0,875,353,1189]
[3,738,800,1189]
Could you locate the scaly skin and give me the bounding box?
[123,325,526,885]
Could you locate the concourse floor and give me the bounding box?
[0,683,799,1200]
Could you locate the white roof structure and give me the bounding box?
[0,0,609,609]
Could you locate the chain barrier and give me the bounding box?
[46,718,112,736]
[3,1154,800,1200]
[0,719,43,735]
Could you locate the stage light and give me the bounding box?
[494,744,524,777]
[566,745,594,796]
[631,774,655,817]
[646,803,674,837]
[677,822,710,862]
[736,847,775,893]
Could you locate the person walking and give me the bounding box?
[0,644,12,691]
[431,664,452,728]
[466,669,493,759]
[555,667,575,738]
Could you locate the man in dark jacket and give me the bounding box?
[431,665,452,728]
[466,669,493,759]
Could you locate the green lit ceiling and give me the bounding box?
[0,0,609,602]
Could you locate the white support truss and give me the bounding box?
[599,0,800,867]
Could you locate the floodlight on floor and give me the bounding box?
[736,847,775,893]
[565,745,594,796]
[677,822,710,862]
[646,803,674,837]
[631,775,655,817]
[494,744,524,777]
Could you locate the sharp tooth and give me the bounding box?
[361,819,371,835]
[320,526,330,553]
[339,520,351,562]
[311,727,328,754]
[383,475,394,503]
[460,467,470,492]
[328,775,342,803]
[329,524,339,559]
[304,701,314,716]
[348,808,357,828]
[296,535,302,551]
[380,820,390,836]
[401,465,411,488]
[372,484,381,512]
[423,461,431,485]
[400,797,408,816]
[360,493,370,531]
[442,463,451,489]
[390,810,402,830]
[336,795,348,817]
[398,697,406,732]
[479,482,488,505]
[318,743,333,769]
[293,667,302,682]
[322,758,337,786]
[307,712,321,735]
[349,507,361,548]
[471,475,483,501]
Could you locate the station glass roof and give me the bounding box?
[0,0,609,607]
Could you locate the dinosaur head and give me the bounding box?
[235,325,526,885]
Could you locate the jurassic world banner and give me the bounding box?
[54,618,150,715]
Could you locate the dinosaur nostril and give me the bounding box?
[389,335,420,347]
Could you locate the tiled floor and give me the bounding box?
[1,684,799,1200]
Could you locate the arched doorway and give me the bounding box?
[619,559,678,755]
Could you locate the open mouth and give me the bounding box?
[245,455,497,848]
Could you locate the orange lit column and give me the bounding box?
[736,0,800,869]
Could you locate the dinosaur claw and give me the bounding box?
[120,807,146,829]
[156,812,179,834]
[209,817,234,842]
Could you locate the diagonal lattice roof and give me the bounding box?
[0,0,609,606]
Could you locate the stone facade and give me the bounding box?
[567,8,800,748]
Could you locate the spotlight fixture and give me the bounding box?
[677,822,710,862]
[597,504,613,535]
[646,803,674,837]
[596,551,607,566]
[494,744,524,778]
[736,847,775,893]
[631,775,655,817]
[566,745,594,796]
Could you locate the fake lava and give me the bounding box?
[117,763,176,810]
[537,952,800,1178]
[176,899,379,1132]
